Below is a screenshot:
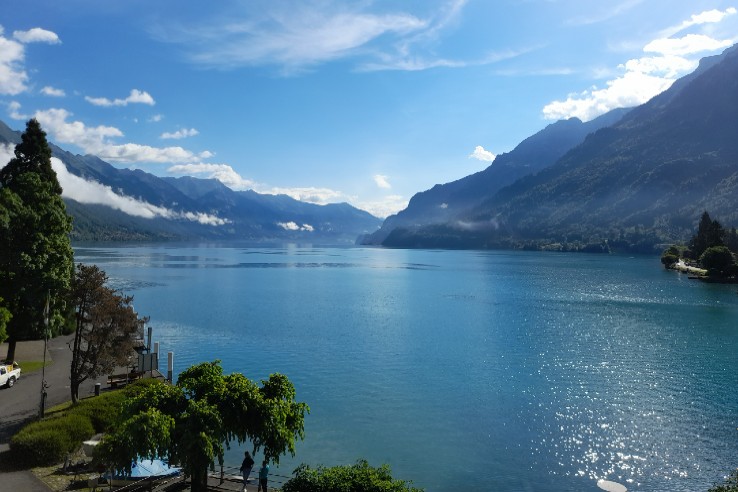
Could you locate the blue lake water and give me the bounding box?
[74,245,738,491]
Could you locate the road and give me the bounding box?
[0,334,112,452]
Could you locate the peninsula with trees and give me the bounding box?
[661,211,738,282]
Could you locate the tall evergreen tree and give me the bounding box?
[690,211,725,260]
[0,119,73,362]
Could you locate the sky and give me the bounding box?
[1,1,737,219]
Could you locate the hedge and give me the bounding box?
[10,414,95,466]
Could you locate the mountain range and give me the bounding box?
[0,121,381,243]
[361,44,738,253]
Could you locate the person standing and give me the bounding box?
[257,459,269,492]
[239,451,254,491]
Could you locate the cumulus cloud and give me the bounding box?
[469,145,496,162]
[542,7,736,121]
[267,186,350,204]
[41,86,65,97]
[23,107,210,164]
[161,128,199,139]
[13,27,60,44]
[8,101,28,120]
[277,221,314,232]
[85,89,155,107]
[373,174,391,189]
[0,29,29,95]
[149,114,164,122]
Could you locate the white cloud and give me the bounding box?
[85,89,155,107]
[47,156,228,225]
[180,8,425,72]
[157,1,503,74]
[8,101,28,120]
[167,163,256,190]
[28,107,210,164]
[41,86,65,97]
[644,34,733,56]
[373,174,391,189]
[542,8,736,121]
[0,32,28,95]
[161,128,199,139]
[12,27,60,44]
[469,145,496,162]
[662,7,737,36]
[0,142,13,168]
[277,221,314,232]
[267,186,350,204]
[355,194,408,218]
[149,114,164,122]
[542,71,676,121]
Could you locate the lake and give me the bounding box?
[74,245,738,491]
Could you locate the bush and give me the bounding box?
[282,460,423,492]
[660,252,679,268]
[10,414,95,466]
[700,246,736,276]
[68,394,125,433]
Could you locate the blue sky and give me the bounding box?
[1,1,737,218]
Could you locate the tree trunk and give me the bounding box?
[70,380,79,404]
[3,338,16,363]
[190,467,209,492]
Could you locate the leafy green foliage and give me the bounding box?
[10,414,95,466]
[709,469,738,492]
[97,361,309,492]
[0,119,73,361]
[0,297,11,344]
[282,460,423,492]
[660,252,679,268]
[69,263,147,403]
[699,246,736,277]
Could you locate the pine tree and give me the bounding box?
[0,119,73,362]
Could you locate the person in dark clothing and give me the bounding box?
[239,451,255,491]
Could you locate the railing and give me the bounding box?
[208,463,293,490]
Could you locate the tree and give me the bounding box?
[690,211,725,259]
[726,227,738,254]
[660,245,680,268]
[96,361,309,492]
[699,246,736,277]
[0,119,73,362]
[69,264,146,403]
[0,297,11,345]
[282,460,424,492]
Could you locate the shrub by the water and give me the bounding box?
[10,414,94,466]
[282,459,423,492]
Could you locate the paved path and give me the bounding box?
[0,334,115,491]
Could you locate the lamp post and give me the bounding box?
[39,292,49,418]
